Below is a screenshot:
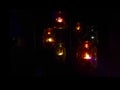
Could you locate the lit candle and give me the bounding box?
[47,31,51,35]
[58,50,64,56]
[56,17,63,23]
[75,22,81,31]
[76,26,80,30]
[84,43,89,48]
[83,52,92,60]
[46,37,54,43]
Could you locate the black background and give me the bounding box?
[9,6,120,77]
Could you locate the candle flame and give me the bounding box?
[76,26,80,30]
[84,43,89,48]
[58,52,63,56]
[57,49,64,56]
[47,31,51,35]
[46,38,54,43]
[84,53,91,60]
[56,17,63,23]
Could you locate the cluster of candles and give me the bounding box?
[42,11,98,68]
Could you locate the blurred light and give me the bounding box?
[83,52,92,60]
[76,41,97,69]
[56,17,63,23]
[57,43,64,56]
[75,22,81,32]
[84,41,89,48]
[84,43,89,48]
[46,37,54,43]
[76,26,80,30]
[42,27,56,48]
[91,36,95,39]
[54,11,67,29]
[57,49,64,56]
[55,43,66,61]
[47,31,51,35]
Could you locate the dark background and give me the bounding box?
[9,7,120,77]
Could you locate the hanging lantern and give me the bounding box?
[76,41,97,69]
[53,11,67,29]
[55,42,66,62]
[42,27,56,48]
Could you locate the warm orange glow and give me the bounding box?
[46,37,54,43]
[76,26,80,30]
[83,52,91,60]
[57,50,64,56]
[84,43,89,48]
[47,31,51,35]
[75,22,81,31]
[56,17,63,23]
[57,43,64,56]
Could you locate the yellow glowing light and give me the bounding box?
[75,22,81,31]
[56,43,64,56]
[83,53,91,60]
[56,17,63,23]
[46,38,54,42]
[58,51,64,56]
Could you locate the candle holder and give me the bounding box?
[42,27,56,48]
[74,22,82,33]
[76,41,97,70]
[53,11,67,30]
[54,42,66,62]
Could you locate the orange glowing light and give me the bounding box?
[56,17,63,23]
[76,26,80,30]
[75,22,81,31]
[83,53,91,60]
[57,50,64,56]
[84,43,89,48]
[47,31,51,35]
[46,37,54,43]
[57,43,64,56]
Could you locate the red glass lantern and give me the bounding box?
[42,27,56,48]
[76,41,97,69]
[53,11,67,29]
